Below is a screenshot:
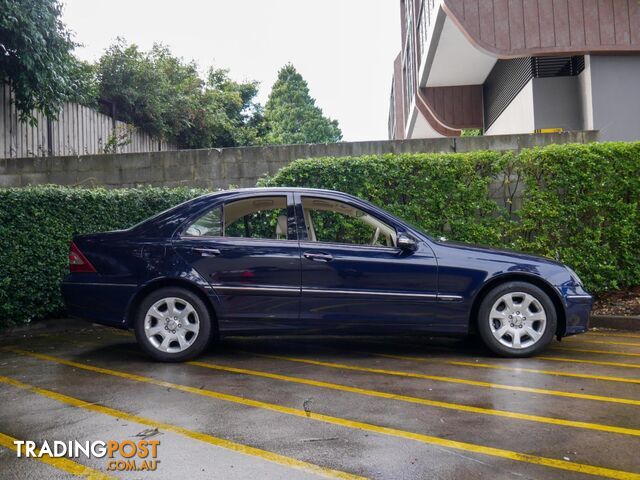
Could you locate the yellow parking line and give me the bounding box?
[570,339,640,348]
[235,340,636,384]
[539,356,640,369]
[551,347,640,358]
[6,348,640,480]
[373,356,640,385]
[0,431,114,480]
[422,357,640,384]
[189,359,640,437]
[588,332,640,340]
[248,352,640,406]
[0,375,363,480]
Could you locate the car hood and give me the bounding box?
[431,239,565,268]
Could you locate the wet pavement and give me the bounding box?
[0,319,639,479]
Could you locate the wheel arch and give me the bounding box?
[469,273,566,338]
[125,278,219,335]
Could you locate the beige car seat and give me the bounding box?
[275,215,288,240]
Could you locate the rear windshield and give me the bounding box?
[128,194,214,231]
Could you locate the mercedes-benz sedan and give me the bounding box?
[62,188,592,361]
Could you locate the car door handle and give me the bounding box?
[194,247,221,257]
[303,252,333,262]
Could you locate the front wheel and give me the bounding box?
[477,282,557,357]
[134,287,212,362]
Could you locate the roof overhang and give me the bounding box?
[405,101,445,139]
[418,4,497,88]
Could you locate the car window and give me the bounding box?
[185,207,222,237]
[185,196,290,240]
[301,197,396,247]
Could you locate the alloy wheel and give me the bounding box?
[488,291,547,349]
[144,297,200,353]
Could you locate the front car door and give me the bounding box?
[296,193,441,334]
[172,192,301,333]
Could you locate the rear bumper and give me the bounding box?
[62,280,137,328]
[562,290,593,336]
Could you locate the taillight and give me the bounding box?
[69,242,96,273]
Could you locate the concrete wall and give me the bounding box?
[532,76,583,132]
[0,132,598,190]
[588,55,640,141]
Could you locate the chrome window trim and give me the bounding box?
[178,236,301,245]
[298,240,401,252]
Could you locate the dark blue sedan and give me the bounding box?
[62,188,592,361]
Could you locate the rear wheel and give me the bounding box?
[134,287,212,362]
[477,281,556,357]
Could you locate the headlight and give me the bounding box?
[565,266,583,286]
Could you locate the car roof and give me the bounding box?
[210,186,348,195]
[131,187,364,235]
[195,187,356,202]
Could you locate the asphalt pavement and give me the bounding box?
[1,320,639,479]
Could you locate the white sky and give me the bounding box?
[61,0,401,142]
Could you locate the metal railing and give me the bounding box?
[416,0,438,65]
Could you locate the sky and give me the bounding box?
[61,0,401,142]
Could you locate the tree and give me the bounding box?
[95,40,263,148]
[96,41,178,139]
[263,64,342,145]
[177,67,263,148]
[0,0,93,123]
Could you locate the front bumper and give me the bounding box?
[561,286,593,336]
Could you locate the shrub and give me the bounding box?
[513,142,640,291]
[0,186,206,327]
[1,142,638,328]
[260,151,509,246]
[263,142,640,294]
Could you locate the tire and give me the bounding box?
[477,281,557,357]
[134,287,213,362]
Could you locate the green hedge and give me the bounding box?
[1,142,638,327]
[0,186,207,327]
[262,142,640,294]
[262,150,508,245]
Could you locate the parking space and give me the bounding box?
[1,320,639,479]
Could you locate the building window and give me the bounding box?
[403,44,414,114]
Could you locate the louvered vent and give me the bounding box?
[533,56,585,77]
[483,58,533,130]
[483,56,585,130]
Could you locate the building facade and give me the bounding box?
[389,0,640,140]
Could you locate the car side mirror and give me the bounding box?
[397,233,417,251]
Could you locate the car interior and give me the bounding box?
[185,195,397,247]
[301,197,397,247]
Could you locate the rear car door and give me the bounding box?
[296,193,440,333]
[172,192,301,332]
